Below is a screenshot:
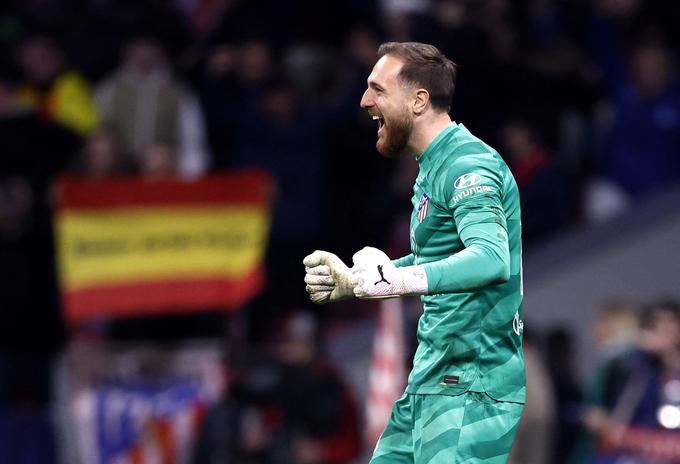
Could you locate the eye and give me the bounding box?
[368,82,385,95]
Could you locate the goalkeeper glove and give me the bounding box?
[303,250,354,304]
[351,246,428,299]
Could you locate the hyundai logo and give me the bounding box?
[454,173,482,189]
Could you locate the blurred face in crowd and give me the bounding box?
[592,304,639,348]
[435,0,467,28]
[238,41,272,85]
[271,313,317,366]
[360,54,414,157]
[82,128,134,178]
[501,122,535,161]
[206,44,238,76]
[593,0,639,17]
[20,37,63,86]
[274,337,315,366]
[639,308,680,358]
[83,130,121,178]
[125,39,165,74]
[632,44,671,98]
[142,144,177,179]
[263,86,295,123]
[347,27,380,69]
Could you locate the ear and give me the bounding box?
[412,89,430,115]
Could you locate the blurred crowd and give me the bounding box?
[0,0,679,462]
[511,298,680,464]
[194,311,361,464]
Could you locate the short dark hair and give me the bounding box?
[641,298,680,329]
[377,42,457,113]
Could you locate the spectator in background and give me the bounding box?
[95,34,210,178]
[201,38,275,168]
[586,6,680,222]
[226,77,333,308]
[325,25,405,261]
[578,300,680,463]
[193,347,279,464]
[194,311,361,464]
[15,34,99,136]
[0,72,77,460]
[502,118,573,243]
[508,331,556,464]
[599,40,680,200]
[591,301,640,365]
[0,71,79,354]
[73,125,137,178]
[141,143,179,180]
[546,327,583,464]
[570,301,640,463]
[268,311,361,464]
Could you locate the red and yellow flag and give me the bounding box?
[54,171,273,325]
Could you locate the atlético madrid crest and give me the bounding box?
[417,192,430,223]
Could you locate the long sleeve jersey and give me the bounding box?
[396,122,525,403]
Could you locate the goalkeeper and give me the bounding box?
[303,42,525,463]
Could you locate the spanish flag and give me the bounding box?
[54,171,273,326]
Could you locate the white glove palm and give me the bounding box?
[303,250,354,304]
[352,247,428,298]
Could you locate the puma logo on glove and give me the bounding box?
[374,265,391,285]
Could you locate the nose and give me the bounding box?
[360,88,373,109]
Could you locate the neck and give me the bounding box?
[409,111,453,156]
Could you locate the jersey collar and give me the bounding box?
[416,122,459,169]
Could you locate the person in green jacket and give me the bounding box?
[304,42,525,463]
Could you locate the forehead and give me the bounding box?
[367,54,404,87]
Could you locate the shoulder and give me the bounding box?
[434,126,507,186]
[424,126,510,205]
[51,72,96,103]
[55,71,92,91]
[435,150,506,201]
[449,151,504,181]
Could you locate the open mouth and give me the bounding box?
[372,114,385,136]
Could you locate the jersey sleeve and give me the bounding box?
[392,253,415,268]
[421,155,511,293]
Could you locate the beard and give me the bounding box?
[376,109,413,157]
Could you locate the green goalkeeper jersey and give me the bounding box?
[394,122,525,403]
